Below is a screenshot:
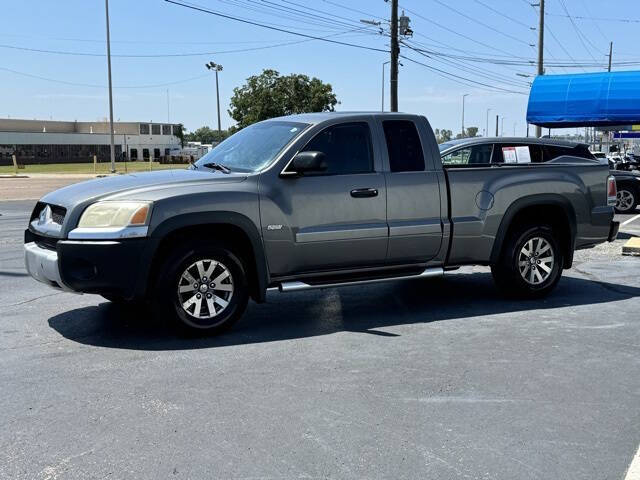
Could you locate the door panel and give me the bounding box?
[261,173,387,274]
[380,119,443,263]
[385,172,442,262]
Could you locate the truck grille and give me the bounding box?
[31,202,67,226]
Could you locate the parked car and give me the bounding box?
[24,114,619,334]
[610,169,640,213]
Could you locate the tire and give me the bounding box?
[615,188,638,214]
[491,224,563,299]
[153,241,249,335]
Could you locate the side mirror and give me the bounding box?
[283,151,327,176]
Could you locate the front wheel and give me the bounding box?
[154,241,249,334]
[491,224,563,298]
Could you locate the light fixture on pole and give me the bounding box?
[461,94,470,137]
[205,61,223,134]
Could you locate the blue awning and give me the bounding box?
[526,71,640,128]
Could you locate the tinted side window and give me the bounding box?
[542,145,594,162]
[303,122,373,175]
[442,144,493,166]
[383,120,425,172]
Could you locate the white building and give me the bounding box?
[0,118,182,165]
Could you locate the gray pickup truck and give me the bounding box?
[25,113,619,333]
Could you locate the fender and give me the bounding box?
[489,194,577,268]
[135,211,269,303]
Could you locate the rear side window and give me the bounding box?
[493,144,543,164]
[442,144,493,166]
[383,120,425,172]
[543,145,595,161]
[303,122,373,175]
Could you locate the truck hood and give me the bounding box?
[40,169,246,208]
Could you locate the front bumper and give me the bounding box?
[24,241,75,292]
[24,229,149,299]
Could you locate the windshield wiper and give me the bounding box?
[201,162,231,174]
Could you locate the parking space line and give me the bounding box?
[622,214,640,227]
[625,444,640,480]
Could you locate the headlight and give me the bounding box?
[77,201,152,228]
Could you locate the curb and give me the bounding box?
[0,175,29,179]
[622,237,640,256]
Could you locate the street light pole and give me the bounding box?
[206,61,223,134]
[486,108,492,137]
[382,61,390,112]
[104,0,116,173]
[461,94,469,138]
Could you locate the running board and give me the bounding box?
[274,267,444,293]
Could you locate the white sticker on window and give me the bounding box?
[290,127,298,133]
[515,146,531,163]
[502,146,517,163]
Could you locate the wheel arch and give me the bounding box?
[490,194,577,269]
[142,211,269,303]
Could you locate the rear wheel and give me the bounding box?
[154,241,249,334]
[615,188,638,213]
[491,224,563,298]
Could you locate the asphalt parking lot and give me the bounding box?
[1,198,639,479]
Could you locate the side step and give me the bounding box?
[274,267,444,293]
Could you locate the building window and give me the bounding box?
[139,123,150,135]
[154,148,160,159]
[130,148,138,160]
[162,125,171,135]
[143,148,150,159]
[151,124,161,135]
[164,148,170,155]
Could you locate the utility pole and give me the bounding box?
[104,0,116,173]
[206,62,223,133]
[461,94,469,138]
[486,108,492,137]
[608,41,613,72]
[390,0,399,112]
[535,0,545,138]
[495,115,499,137]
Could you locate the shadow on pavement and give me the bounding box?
[48,272,640,351]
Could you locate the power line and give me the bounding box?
[556,0,601,62]
[0,66,210,89]
[428,0,534,46]
[0,26,377,58]
[546,12,640,24]
[401,5,527,59]
[473,0,532,29]
[164,0,388,53]
[399,53,528,95]
[320,0,387,21]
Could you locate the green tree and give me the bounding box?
[174,123,185,148]
[435,128,453,143]
[455,127,479,139]
[465,126,479,138]
[229,69,338,128]
[185,126,231,144]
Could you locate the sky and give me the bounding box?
[2,0,640,137]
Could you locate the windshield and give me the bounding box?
[193,121,309,173]
[438,141,459,152]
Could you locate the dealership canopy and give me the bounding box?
[526,71,640,128]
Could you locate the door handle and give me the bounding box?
[350,188,378,198]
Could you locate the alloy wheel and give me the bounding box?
[616,189,635,212]
[518,237,555,285]
[177,259,234,319]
